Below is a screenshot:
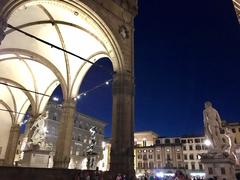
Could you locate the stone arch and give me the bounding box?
[70,52,110,97]
[0,0,137,176]
[1,0,125,73]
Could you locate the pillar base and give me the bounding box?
[21,149,51,168]
[201,152,236,180]
[53,157,70,168]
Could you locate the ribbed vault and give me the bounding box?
[0,0,123,161]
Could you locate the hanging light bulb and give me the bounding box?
[53,97,59,102]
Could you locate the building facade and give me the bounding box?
[135,135,184,178]
[17,102,106,169]
[181,136,207,177]
[134,132,206,178]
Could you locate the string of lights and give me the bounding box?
[75,79,112,100]
[7,24,114,76]
[0,78,112,117]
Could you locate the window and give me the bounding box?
[208,167,213,175]
[191,163,195,170]
[221,167,226,175]
[165,139,170,144]
[167,154,171,160]
[196,145,201,150]
[157,154,161,159]
[195,139,200,143]
[156,139,160,145]
[199,164,203,170]
[184,154,187,160]
[183,146,186,150]
[143,154,147,160]
[143,162,148,169]
[188,139,193,143]
[149,162,154,169]
[189,154,194,160]
[148,154,153,159]
[175,138,180,144]
[177,153,181,160]
[143,140,146,146]
[189,145,193,150]
[232,128,236,133]
[181,139,186,144]
[138,155,142,159]
[138,162,142,169]
[53,113,57,120]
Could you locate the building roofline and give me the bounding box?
[46,101,107,126]
[134,131,159,137]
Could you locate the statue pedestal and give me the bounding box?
[201,152,236,180]
[21,149,51,168]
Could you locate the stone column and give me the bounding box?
[110,72,135,178]
[4,124,20,166]
[0,17,7,44]
[53,99,76,168]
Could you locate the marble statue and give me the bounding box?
[224,128,238,164]
[203,101,224,151]
[28,111,48,149]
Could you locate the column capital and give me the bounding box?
[0,17,7,44]
[112,71,135,96]
[10,123,20,132]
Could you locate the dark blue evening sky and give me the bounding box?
[53,0,240,137]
